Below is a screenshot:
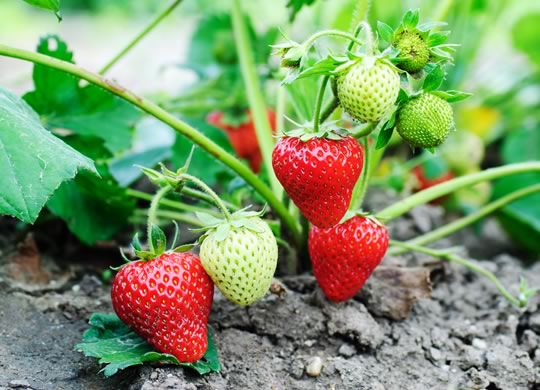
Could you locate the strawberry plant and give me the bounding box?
[0,0,539,379]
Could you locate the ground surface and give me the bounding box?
[0,203,539,390]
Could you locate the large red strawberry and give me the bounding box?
[111,252,214,362]
[308,216,389,302]
[272,135,364,228]
[207,110,276,172]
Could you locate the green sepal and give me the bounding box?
[283,54,349,85]
[282,123,351,142]
[431,90,472,103]
[133,249,157,261]
[402,9,420,30]
[195,206,269,243]
[375,109,398,150]
[150,224,167,256]
[131,233,142,252]
[173,243,196,253]
[422,64,445,92]
[377,21,394,43]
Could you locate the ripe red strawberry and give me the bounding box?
[272,135,364,228]
[308,216,389,302]
[207,110,276,172]
[111,252,214,363]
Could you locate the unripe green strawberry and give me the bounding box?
[395,30,430,73]
[396,93,454,148]
[200,216,278,306]
[337,59,400,123]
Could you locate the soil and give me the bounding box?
[0,200,539,390]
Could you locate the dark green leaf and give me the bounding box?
[0,87,95,224]
[171,117,234,186]
[24,35,140,153]
[46,136,134,244]
[422,65,445,92]
[76,313,220,377]
[377,21,394,43]
[493,127,540,253]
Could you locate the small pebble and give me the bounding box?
[71,284,80,293]
[472,338,487,350]
[150,371,158,380]
[338,343,356,357]
[430,347,442,360]
[305,356,323,377]
[304,339,315,347]
[8,380,31,389]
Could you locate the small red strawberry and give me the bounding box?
[272,135,364,228]
[111,252,214,363]
[412,159,454,204]
[207,110,276,172]
[308,216,389,302]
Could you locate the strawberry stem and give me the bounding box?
[388,183,540,255]
[147,185,173,253]
[357,21,375,56]
[376,162,540,221]
[313,76,330,132]
[181,174,232,221]
[389,240,525,308]
[304,30,365,50]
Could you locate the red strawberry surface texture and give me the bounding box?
[272,136,364,228]
[308,216,389,302]
[207,110,276,172]
[111,252,214,363]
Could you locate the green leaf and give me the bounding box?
[0,86,95,224]
[431,90,472,103]
[76,313,220,377]
[422,65,445,92]
[376,126,394,149]
[24,35,140,153]
[377,21,394,43]
[402,9,419,29]
[46,136,134,244]
[171,117,234,186]
[287,0,318,21]
[150,224,167,255]
[493,127,540,253]
[22,0,61,19]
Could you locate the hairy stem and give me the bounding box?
[134,208,204,228]
[389,184,540,255]
[376,162,540,221]
[127,188,222,217]
[181,174,232,221]
[304,30,364,49]
[231,0,281,196]
[313,76,330,132]
[0,44,301,245]
[147,186,172,252]
[389,240,523,308]
[99,0,183,74]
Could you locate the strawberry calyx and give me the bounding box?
[341,210,386,228]
[118,222,197,267]
[281,122,350,142]
[194,206,268,243]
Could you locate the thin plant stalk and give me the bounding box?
[99,0,184,74]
